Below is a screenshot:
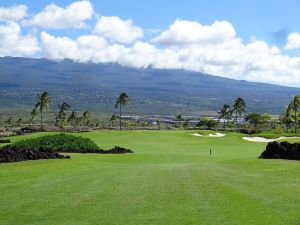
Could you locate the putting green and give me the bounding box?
[0,131,299,225]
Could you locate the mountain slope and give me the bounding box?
[0,57,299,115]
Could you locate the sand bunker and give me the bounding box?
[191,133,203,137]
[191,132,226,137]
[243,136,299,143]
[209,132,226,137]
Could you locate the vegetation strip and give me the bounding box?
[0,133,133,163]
[243,136,299,143]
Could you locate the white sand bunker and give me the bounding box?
[191,133,203,137]
[243,136,299,143]
[209,132,226,137]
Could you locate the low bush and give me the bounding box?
[5,133,133,154]
[259,141,300,160]
[10,133,100,153]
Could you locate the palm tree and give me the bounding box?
[232,97,246,126]
[288,95,300,133]
[175,114,184,129]
[110,114,117,126]
[34,92,51,131]
[115,92,129,130]
[55,102,71,128]
[29,108,37,124]
[16,118,22,127]
[218,104,232,129]
[280,105,293,131]
[67,111,77,127]
[6,117,13,127]
[176,114,184,121]
[83,111,91,126]
[156,118,161,129]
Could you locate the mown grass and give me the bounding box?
[0,131,299,225]
[254,131,300,139]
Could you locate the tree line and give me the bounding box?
[3,91,130,131]
[3,91,300,134]
[215,96,300,133]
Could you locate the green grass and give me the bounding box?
[254,132,300,139]
[0,131,299,225]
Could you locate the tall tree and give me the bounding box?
[156,118,161,129]
[67,111,77,127]
[16,118,22,127]
[34,92,51,131]
[176,114,184,121]
[115,92,129,130]
[110,114,117,126]
[280,105,293,131]
[218,104,232,129]
[6,117,13,127]
[245,112,271,132]
[83,111,91,126]
[232,97,246,125]
[55,102,71,128]
[288,95,300,134]
[29,108,37,124]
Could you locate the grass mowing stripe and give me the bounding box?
[0,130,299,225]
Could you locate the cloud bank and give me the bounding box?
[22,0,93,29]
[1,1,300,87]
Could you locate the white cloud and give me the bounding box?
[39,19,300,86]
[0,5,27,21]
[1,4,300,88]
[153,20,236,46]
[22,1,93,29]
[0,22,39,56]
[285,32,300,50]
[94,16,143,44]
[41,31,108,61]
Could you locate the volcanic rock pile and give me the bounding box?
[259,141,300,160]
[0,146,70,163]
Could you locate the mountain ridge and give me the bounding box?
[0,57,299,115]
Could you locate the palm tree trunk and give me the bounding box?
[40,111,43,131]
[295,110,297,134]
[236,110,238,126]
[119,105,122,130]
[223,120,226,130]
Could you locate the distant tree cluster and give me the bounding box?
[2,90,300,134]
[217,97,247,129]
[280,95,300,133]
[215,95,300,134]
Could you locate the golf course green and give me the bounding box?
[0,131,299,225]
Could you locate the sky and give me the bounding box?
[1,0,300,86]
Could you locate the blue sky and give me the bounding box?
[2,0,300,46]
[1,0,300,86]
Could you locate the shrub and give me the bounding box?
[6,133,133,154]
[10,133,99,153]
[197,117,219,130]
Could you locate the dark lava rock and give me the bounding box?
[0,145,70,163]
[259,141,300,160]
[74,146,134,154]
[100,146,134,154]
[20,127,40,133]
